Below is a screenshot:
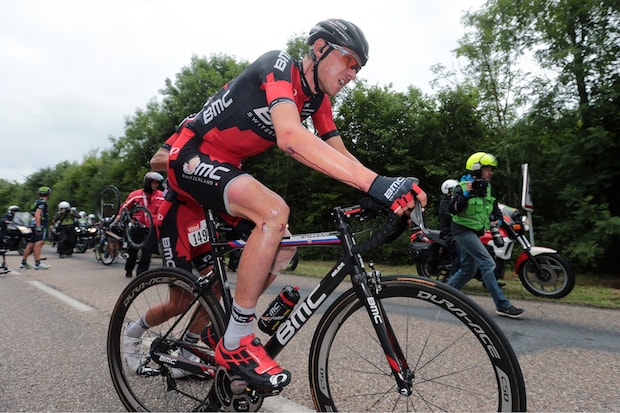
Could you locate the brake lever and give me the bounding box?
[409,203,429,235]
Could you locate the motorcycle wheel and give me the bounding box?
[18,239,27,256]
[517,253,575,299]
[75,242,88,253]
[416,248,455,282]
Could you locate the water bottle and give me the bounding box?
[258,285,300,335]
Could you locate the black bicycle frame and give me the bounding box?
[158,204,414,394]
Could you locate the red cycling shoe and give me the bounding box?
[214,333,291,391]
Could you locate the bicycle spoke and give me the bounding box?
[309,277,526,412]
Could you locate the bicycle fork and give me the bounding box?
[351,265,414,396]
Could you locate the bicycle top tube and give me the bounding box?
[216,232,342,249]
[211,204,367,250]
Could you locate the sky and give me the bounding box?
[0,0,486,184]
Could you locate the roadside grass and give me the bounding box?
[286,260,620,310]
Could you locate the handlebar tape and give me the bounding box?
[352,198,408,254]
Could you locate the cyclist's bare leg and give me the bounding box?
[215,175,292,388]
[33,240,45,261]
[143,266,219,333]
[226,175,289,310]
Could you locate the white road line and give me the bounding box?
[28,280,94,312]
[262,395,314,412]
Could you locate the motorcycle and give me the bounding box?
[1,212,33,255]
[409,203,575,299]
[75,223,98,253]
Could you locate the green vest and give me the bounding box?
[452,181,495,232]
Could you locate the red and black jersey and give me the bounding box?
[170,50,339,167]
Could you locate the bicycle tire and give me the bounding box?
[125,205,154,249]
[100,238,115,265]
[107,267,226,412]
[97,185,121,221]
[308,275,526,412]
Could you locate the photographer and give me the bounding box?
[447,152,524,318]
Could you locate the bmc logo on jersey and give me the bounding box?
[274,51,291,72]
[202,90,233,124]
[252,107,272,125]
[183,160,230,181]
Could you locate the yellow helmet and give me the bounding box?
[466,152,498,172]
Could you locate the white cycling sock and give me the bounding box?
[183,331,200,344]
[223,301,256,350]
[125,316,151,338]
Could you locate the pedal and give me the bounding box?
[215,367,263,412]
[230,379,249,395]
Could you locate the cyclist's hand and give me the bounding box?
[368,176,427,214]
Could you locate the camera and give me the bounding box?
[490,222,505,247]
[470,179,488,197]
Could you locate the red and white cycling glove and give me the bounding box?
[368,176,424,213]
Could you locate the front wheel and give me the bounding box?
[518,253,575,298]
[125,205,154,249]
[107,267,226,412]
[308,275,526,412]
[99,238,115,265]
[75,241,88,253]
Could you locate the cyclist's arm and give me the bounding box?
[150,147,169,172]
[34,207,43,228]
[272,102,376,192]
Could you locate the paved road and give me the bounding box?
[0,245,618,411]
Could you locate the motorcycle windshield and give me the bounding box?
[499,203,518,225]
[10,212,33,227]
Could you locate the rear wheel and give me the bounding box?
[107,267,226,411]
[309,275,526,412]
[97,185,121,221]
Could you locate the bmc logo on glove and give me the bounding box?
[383,177,407,200]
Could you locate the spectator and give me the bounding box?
[446,152,524,318]
[0,205,20,245]
[53,201,79,258]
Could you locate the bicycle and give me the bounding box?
[94,185,154,265]
[107,199,526,412]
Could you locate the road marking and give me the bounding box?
[29,280,94,312]
[262,395,314,412]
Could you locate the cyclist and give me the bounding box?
[165,19,427,391]
[21,186,52,270]
[446,152,524,318]
[115,172,165,277]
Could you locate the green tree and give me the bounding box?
[455,0,620,271]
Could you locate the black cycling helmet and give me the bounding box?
[307,19,369,67]
[305,19,369,96]
[144,172,164,194]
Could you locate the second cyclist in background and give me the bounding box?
[115,172,165,278]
